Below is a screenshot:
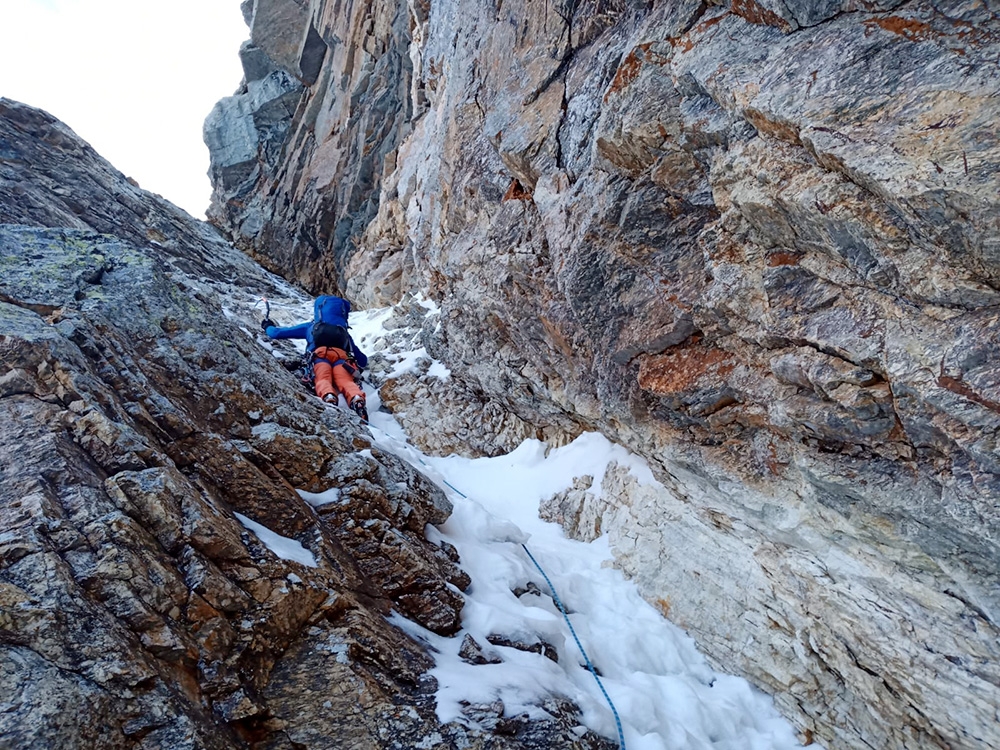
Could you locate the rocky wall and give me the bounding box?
[204,1,1000,747]
[205,0,419,292]
[0,99,612,750]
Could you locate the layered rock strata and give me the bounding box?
[0,99,611,749]
[205,0,1000,748]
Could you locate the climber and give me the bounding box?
[261,295,369,421]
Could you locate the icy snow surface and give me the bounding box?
[351,304,812,750]
[297,486,343,507]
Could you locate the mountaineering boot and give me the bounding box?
[322,393,337,404]
[350,395,368,422]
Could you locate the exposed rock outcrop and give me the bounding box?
[204,1,1000,748]
[0,99,612,749]
[363,294,579,457]
[204,0,416,291]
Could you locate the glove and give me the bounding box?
[261,318,276,332]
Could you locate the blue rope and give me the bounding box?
[365,422,627,749]
[441,478,468,498]
[520,543,628,750]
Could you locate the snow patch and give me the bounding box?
[371,428,810,749]
[297,487,343,507]
[426,359,451,381]
[414,294,440,314]
[350,305,396,348]
[234,512,317,568]
[388,346,429,378]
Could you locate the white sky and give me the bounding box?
[0,0,249,218]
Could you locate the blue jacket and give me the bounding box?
[265,296,368,367]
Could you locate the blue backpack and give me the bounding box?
[314,295,350,325]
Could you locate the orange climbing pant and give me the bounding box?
[313,346,364,404]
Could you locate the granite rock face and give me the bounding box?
[205,1,1000,748]
[0,99,613,750]
[204,0,417,292]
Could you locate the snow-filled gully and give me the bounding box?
[245,293,815,750]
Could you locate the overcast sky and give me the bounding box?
[0,0,249,217]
